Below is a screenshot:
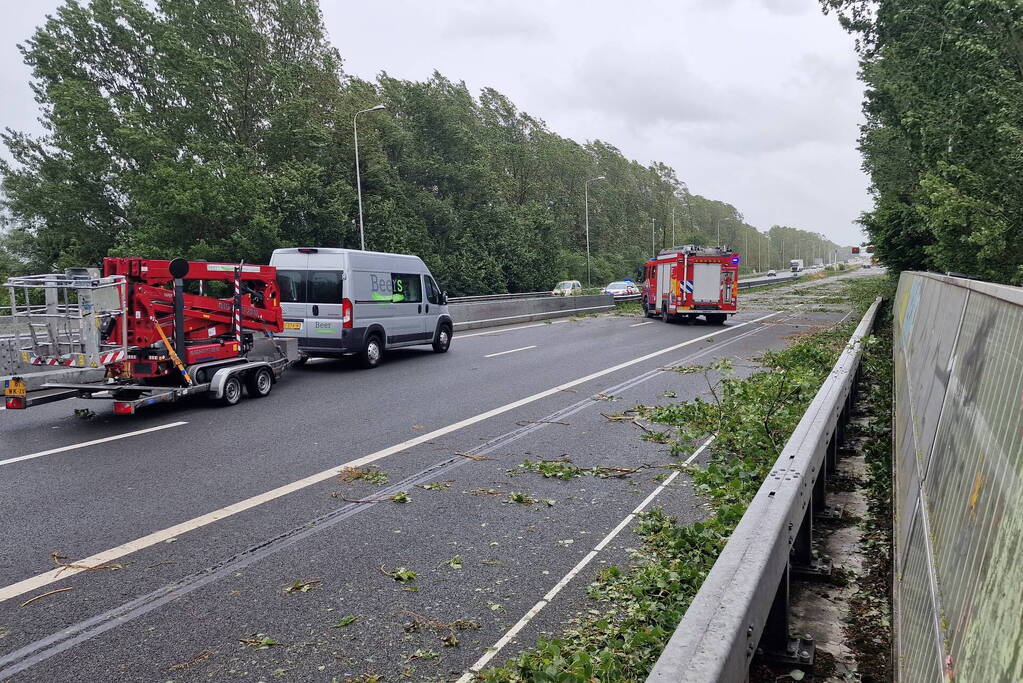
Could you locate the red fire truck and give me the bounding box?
[642,246,740,324]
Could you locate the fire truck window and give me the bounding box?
[425,276,441,305]
[391,273,422,303]
[307,271,343,303]
[276,271,305,303]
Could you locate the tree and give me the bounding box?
[822,0,1023,284]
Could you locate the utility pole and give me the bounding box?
[651,219,656,258]
[670,204,676,248]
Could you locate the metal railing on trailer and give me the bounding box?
[646,297,882,682]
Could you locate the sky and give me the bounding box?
[0,0,871,245]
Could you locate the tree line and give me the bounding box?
[822,0,1023,285]
[1,0,844,296]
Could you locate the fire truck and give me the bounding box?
[3,257,297,414]
[642,245,740,324]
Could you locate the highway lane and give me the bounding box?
[0,310,773,585]
[0,305,848,681]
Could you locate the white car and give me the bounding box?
[552,280,582,296]
[601,281,641,300]
[766,270,777,277]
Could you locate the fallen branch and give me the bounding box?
[453,451,491,461]
[20,586,73,607]
[165,650,213,671]
[51,552,122,576]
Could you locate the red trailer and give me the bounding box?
[642,246,740,324]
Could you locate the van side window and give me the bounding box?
[391,274,422,303]
[425,276,441,305]
[307,271,343,303]
[277,271,305,303]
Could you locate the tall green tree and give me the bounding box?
[822,0,1023,283]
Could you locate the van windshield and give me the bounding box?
[276,270,344,303]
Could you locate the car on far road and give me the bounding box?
[601,280,641,300]
[552,280,582,296]
[766,269,777,277]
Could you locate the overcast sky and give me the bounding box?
[0,0,870,245]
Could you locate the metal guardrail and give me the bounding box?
[647,297,882,682]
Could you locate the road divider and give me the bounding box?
[450,294,613,331]
[0,312,777,605]
[0,421,189,468]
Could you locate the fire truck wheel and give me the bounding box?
[359,335,383,369]
[706,314,727,325]
[643,303,655,318]
[220,375,243,406]
[246,367,273,398]
[661,311,672,323]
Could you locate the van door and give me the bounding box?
[305,269,344,349]
[387,272,427,346]
[423,274,443,339]
[276,260,309,345]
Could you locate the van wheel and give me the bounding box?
[433,325,452,353]
[359,335,383,369]
[220,375,243,406]
[246,367,273,398]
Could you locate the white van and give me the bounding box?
[269,248,452,368]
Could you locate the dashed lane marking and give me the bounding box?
[484,345,536,358]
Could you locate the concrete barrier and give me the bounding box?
[893,272,1023,682]
[448,294,615,331]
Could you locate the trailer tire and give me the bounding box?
[359,335,383,369]
[220,375,243,406]
[246,367,273,398]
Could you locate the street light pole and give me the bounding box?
[651,219,656,257]
[354,104,388,251]
[584,175,605,287]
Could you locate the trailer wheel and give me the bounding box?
[359,335,383,369]
[220,375,243,406]
[246,367,273,398]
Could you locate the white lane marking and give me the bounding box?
[458,320,568,338]
[456,436,717,682]
[0,422,189,468]
[630,321,655,327]
[684,435,715,465]
[0,312,776,604]
[484,345,536,358]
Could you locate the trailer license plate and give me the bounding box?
[284,321,302,330]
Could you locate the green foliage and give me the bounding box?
[821,0,1023,284]
[1,0,847,292]
[481,311,859,682]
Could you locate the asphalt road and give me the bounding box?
[0,298,854,682]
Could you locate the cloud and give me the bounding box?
[551,45,730,126]
[442,6,552,42]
